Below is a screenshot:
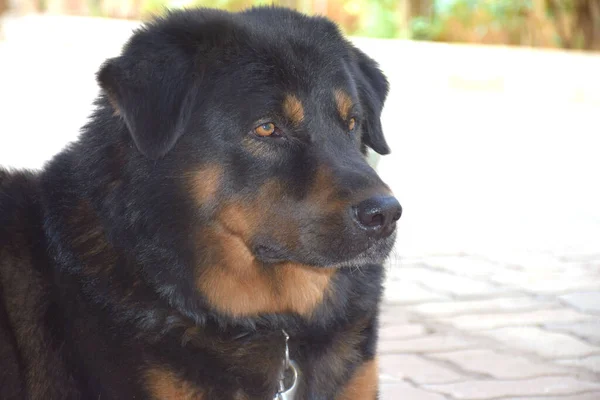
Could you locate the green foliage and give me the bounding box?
[349,0,401,39]
[409,0,536,42]
[410,16,441,41]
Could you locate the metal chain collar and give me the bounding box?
[273,330,299,400]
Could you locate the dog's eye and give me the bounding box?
[254,122,278,137]
[348,118,357,132]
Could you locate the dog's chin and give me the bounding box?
[254,232,397,269]
[325,233,397,269]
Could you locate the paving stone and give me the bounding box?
[440,308,593,330]
[379,323,428,340]
[530,279,600,293]
[560,291,600,313]
[379,373,406,384]
[429,349,569,379]
[545,320,600,345]
[383,280,448,304]
[484,252,571,272]
[491,270,600,294]
[556,355,600,374]
[381,383,447,400]
[425,376,600,399]
[479,327,600,358]
[380,354,464,384]
[407,296,557,317]
[379,334,476,354]
[390,266,509,297]
[379,305,413,325]
[508,394,600,400]
[379,375,411,385]
[419,255,500,278]
[557,253,600,263]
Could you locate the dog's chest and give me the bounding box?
[138,322,372,400]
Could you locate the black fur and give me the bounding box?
[0,7,396,399]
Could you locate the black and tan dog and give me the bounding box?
[0,7,401,400]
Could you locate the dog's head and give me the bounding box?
[96,8,400,319]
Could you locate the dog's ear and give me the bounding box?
[97,44,197,160]
[351,47,390,155]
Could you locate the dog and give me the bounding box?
[0,7,401,399]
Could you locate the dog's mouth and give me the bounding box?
[326,234,396,268]
[215,213,396,269]
[251,231,397,269]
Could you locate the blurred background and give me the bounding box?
[2,0,600,47]
[1,1,599,398]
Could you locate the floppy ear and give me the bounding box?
[352,47,390,155]
[97,48,197,160]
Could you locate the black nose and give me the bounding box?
[354,196,402,239]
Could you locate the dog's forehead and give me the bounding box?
[246,38,348,80]
[241,6,345,43]
[234,41,354,103]
[234,13,352,85]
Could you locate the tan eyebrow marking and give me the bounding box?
[283,93,305,126]
[334,89,353,120]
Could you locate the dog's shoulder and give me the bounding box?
[0,168,81,399]
[0,168,47,325]
[0,169,42,398]
[0,168,41,249]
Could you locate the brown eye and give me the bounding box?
[255,122,276,137]
[348,118,356,131]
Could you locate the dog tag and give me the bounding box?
[274,360,299,400]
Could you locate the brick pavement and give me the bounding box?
[379,254,600,399]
